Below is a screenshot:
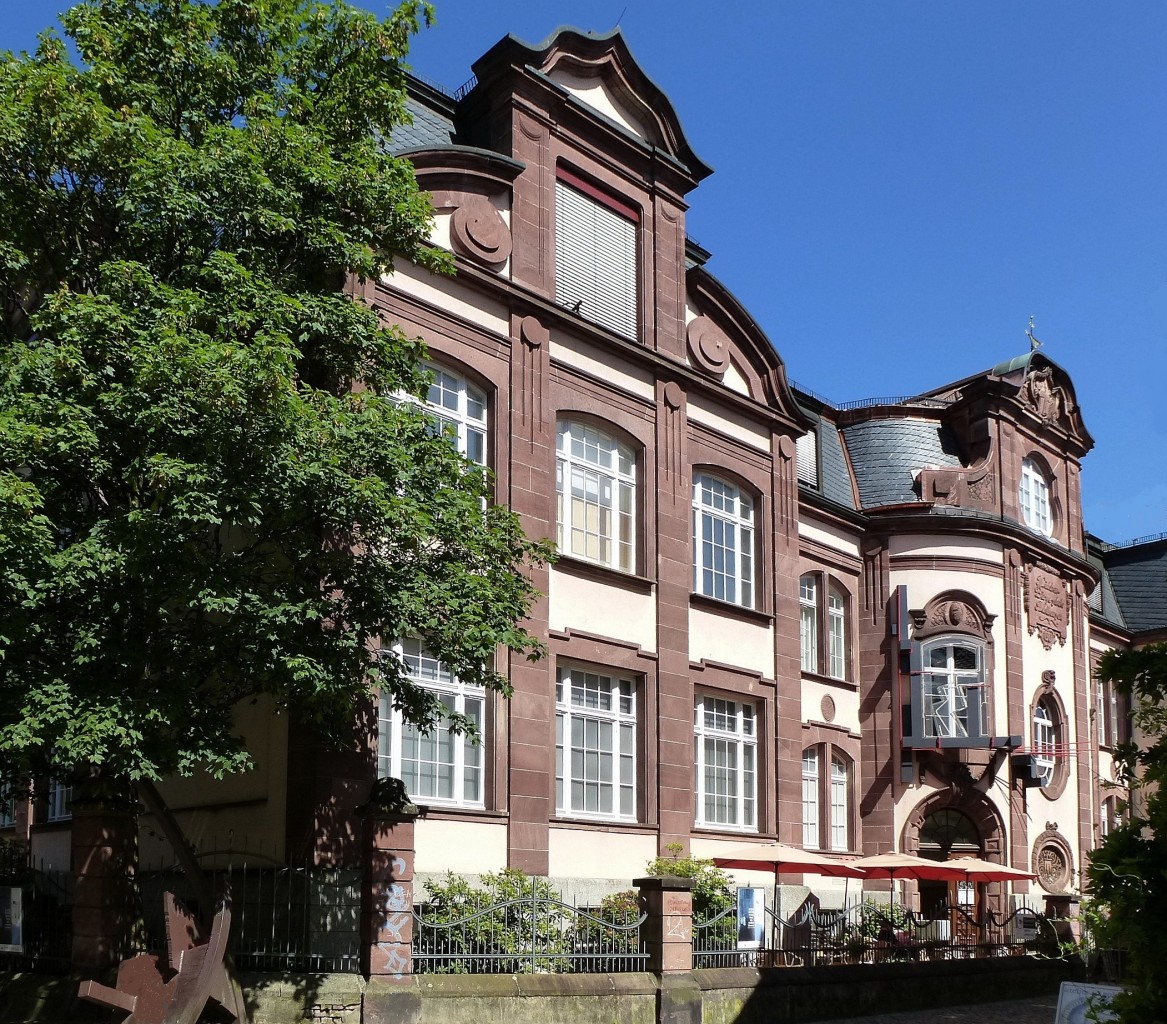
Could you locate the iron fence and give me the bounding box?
[134,860,361,974]
[694,899,1058,968]
[413,887,647,974]
[0,861,73,973]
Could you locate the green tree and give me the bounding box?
[0,0,548,829]
[1087,643,1167,1024]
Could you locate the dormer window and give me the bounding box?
[1019,459,1052,536]
[554,171,638,340]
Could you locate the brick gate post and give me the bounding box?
[356,778,419,978]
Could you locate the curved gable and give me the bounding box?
[685,267,810,431]
[471,28,711,182]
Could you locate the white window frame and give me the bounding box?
[556,421,636,573]
[800,576,818,674]
[829,755,849,852]
[828,587,846,680]
[378,640,485,809]
[693,695,757,831]
[1032,701,1056,787]
[423,363,488,466]
[46,778,71,823]
[1019,459,1052,536]
[554,176,638,340]
[555,666,637,821]
[802,748,819,848]
[692,474,754,608]
[0,784,14,828]
[921,639,987,740]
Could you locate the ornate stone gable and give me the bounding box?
[909,592,996,643]
[1020,365,1074,429]
[1023,561,1069,650]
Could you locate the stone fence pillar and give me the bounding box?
[357,778,419,979]
[635,876,698,1024]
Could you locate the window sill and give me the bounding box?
[550,816,654,833]
[416,805,506,824]
[692,825,764,839]
[690,593,774,625]
[554,555,655,594]
[799,669,858,692]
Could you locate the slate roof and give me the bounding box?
[1103,537,1167,634]
[840,418,964,509]
[1086,544,1127,630]
[388,93,458,153]
[818,417,856,510]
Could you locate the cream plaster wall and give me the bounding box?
[548,826,656,879]
[687,396,771,453]
[801,679,860,733]
[385,259,510,337]
[548,566,657,652]
[548,329,656,401]
[689,606,774,678]
[889,534,1004,564]
[546,68,651,138]
[799,516,862,559]
[721,361,751,397]
[416,819,508,876]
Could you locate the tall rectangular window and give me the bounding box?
[556,421,636,572]
[378,640,485,808]
[830,756,849,852]
[800,576,818,674]
[555,176,638,340]
[828,589,846,680]
[556,666,636,820]
[922,641,986,739]
[802,749,819,848]
[424,363,487,466]
[46,779,71,823]
[694,696,756,830]
[692,474,754,608]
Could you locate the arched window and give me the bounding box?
[692,474,754,607]
[801,745,852,852]
[424,363,488,465]
[1019,459,1052,536]
[556,420,637,572]
[801,748,819,848]
[921,638,987,740]
[1032,700,1057,787]
[800,574,851,680]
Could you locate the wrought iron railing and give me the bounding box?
[694,899,1058,969]
[413,888,647,974]
[134,860,361,974]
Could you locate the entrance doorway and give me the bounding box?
[917,809,981,937]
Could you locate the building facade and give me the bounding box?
[3,27,1161,924]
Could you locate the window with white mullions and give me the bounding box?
[828,588,846,679]
[424,363,487,466]
[555,667,637,820]
[922,641,986,739]
[692,474,754,607]
[830,755,849,852]
[556,421,636,573]
[46,778,71,822]
[802,748,819,848]
[1019,459,1052,536]
[800,576,818,674]
[1032,701,1057,787]
[378,640,485,808]
[693,695,756,830]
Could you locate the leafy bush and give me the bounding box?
[418,869,571,973]
[645,842,736,919]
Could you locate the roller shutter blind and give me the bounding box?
[555,178,638,340]
[796,429,818,486]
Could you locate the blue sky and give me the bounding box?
[5,1,1166,544]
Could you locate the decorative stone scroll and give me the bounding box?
[451,195,512,267]
[685,316,731,377]
[916,462,996,513]
[1023,561,1069,651]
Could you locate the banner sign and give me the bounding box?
[0,886,22,954]
[736,886,766,950]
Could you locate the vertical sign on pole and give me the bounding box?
[736,886,766,950]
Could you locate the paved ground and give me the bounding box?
[805,994,1060,1024]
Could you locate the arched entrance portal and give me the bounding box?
[917,808,981,919]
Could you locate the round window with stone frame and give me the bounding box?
[1029,686,1068,800]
